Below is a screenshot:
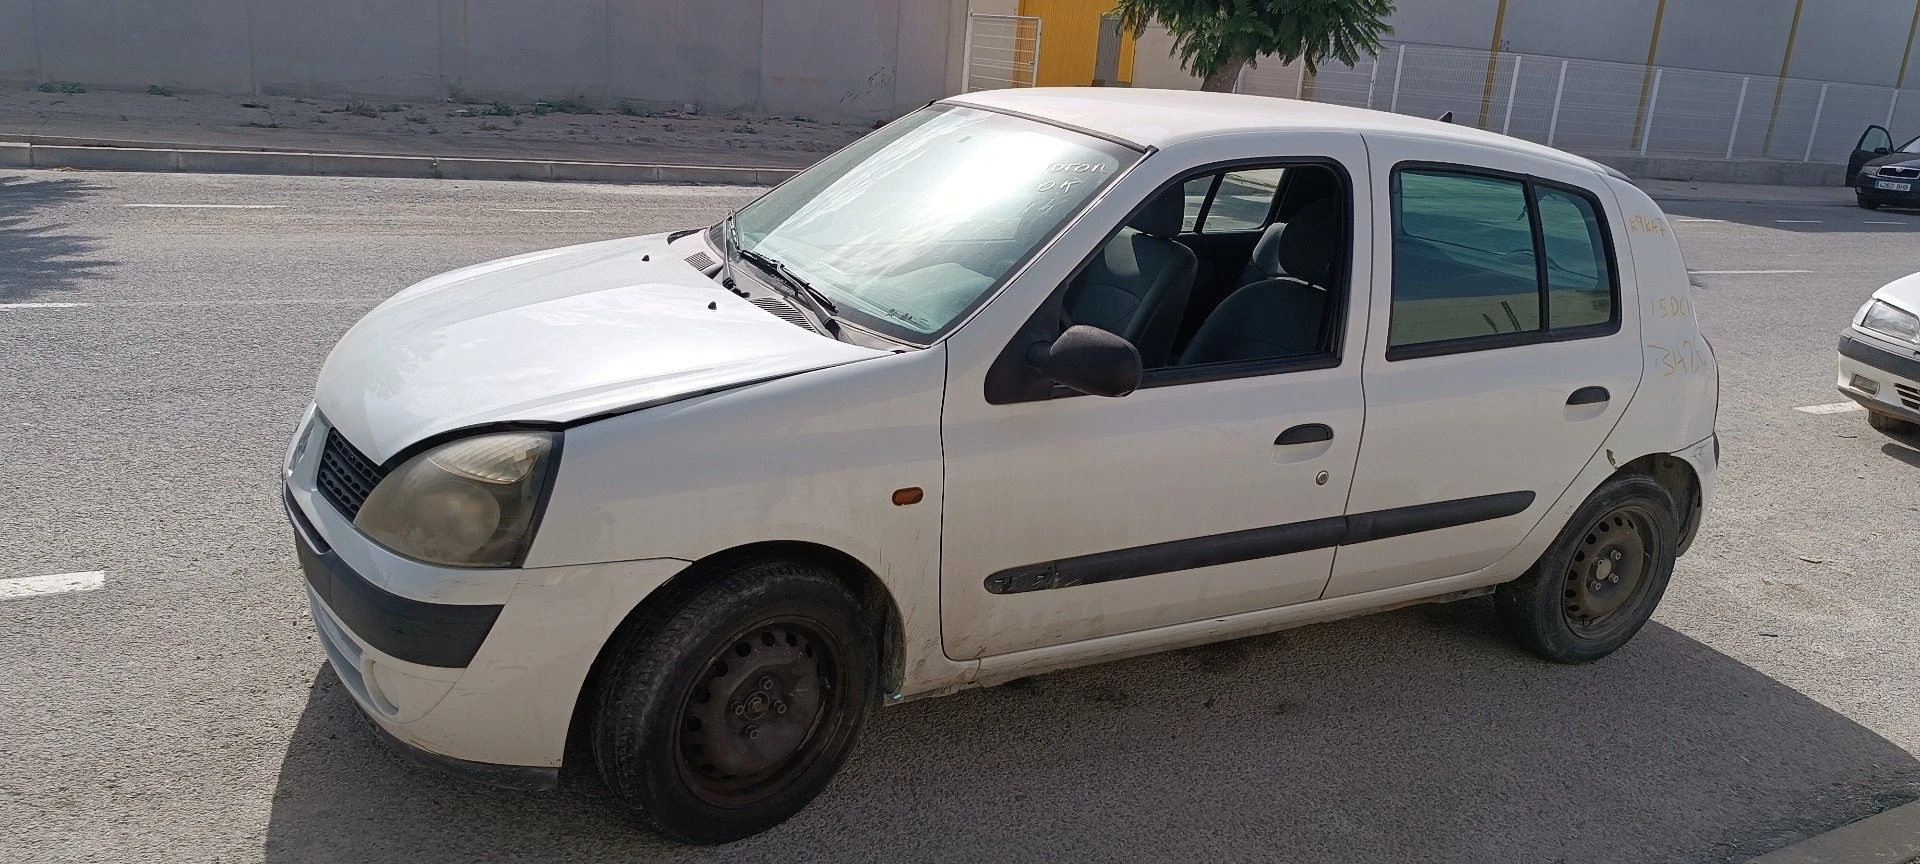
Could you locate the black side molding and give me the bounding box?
[288,488,503,668]
[985,491,1536,594]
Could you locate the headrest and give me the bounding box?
[1276,199,1341,287]
[1127,188,1185,238]
[1245,222,1288,282]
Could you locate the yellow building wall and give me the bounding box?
[1017,0,1137,87]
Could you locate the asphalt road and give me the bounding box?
[2,169,1917,863]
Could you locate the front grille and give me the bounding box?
[1897,383,1920,410]
[1880,166,1919,179]
[316,428,386,519]
[749,296,820,333]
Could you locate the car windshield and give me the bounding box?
[1900,135,1920,153]
[731,105,1139,342]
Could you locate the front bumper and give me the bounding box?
[282,415,687,784]
[1837,329,1920,425]
[1855,174,1920,205]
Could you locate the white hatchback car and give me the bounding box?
[285,89,1718,842]
[1837,274,1920,434]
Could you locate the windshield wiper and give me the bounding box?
[738,247,840,325]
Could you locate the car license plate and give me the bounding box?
[1875,179,1912,191]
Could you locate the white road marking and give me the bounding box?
[1775,219,1823,224]
[123,204,282,209]
[1795,402,1866,415]
[1864,220,1910,225]
[1672,217,1726,223]
[0,302,93,309]
[0,571,106,601]
[488,208,593,213]
[1689,270,1813,275]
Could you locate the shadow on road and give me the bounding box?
[1879,437,1920,469]
[0,174,108,301]
[261,600,1920,863]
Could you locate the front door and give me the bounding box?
[1849,125,1894,186]
[1324,134,1642,599]
[938,133,1372,660]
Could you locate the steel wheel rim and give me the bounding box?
[1562,502,1660,640]
[670,615,842,809]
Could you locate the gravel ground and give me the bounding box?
[1,169,1917,863]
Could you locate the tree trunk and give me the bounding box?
[1200,56,1247,93]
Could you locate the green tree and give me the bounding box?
[1115,0,1395,93]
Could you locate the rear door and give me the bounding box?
[1323,135,1641,599]
[1849,125,1894,186]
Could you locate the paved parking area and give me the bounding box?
[1,170,1917,863]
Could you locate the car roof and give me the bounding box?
[945,87,1613,177]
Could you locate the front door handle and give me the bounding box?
[1567,386,1611,406]
[1275,423,1334,445]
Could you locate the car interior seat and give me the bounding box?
[1061,189,1198,368]
[1179,199,1342,366]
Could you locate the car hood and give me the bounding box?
[314,232,884,463]
[1872,271,1920,313]
[1866,153,1920,170]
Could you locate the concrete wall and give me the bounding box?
[0,0,968,122]
[1124,0,1920,93]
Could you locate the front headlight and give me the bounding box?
[353,431,560,568]
[1861,299,1920,343]
[1861,164,1880,178]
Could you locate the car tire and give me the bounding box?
[1493,474,1680,664]
[591,559,876,844]
[1858,195,1882,210]
[1868,410,1918,434]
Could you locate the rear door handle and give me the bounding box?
[1275,423,1334,445]
[1567,386,1611,406]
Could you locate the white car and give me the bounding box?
[1838,275,1920,433]
[284,88,1718,842]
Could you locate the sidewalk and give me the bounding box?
[0,84,860,183]
[1638,178,1855,207]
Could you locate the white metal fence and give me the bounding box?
[961,14,1041,93]
[1236,42,1915,165]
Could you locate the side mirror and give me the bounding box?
[1026,325,1143,397]
[1876,147,1892,155]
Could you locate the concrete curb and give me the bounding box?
[1749,799,1920,863]
[3,141,797,186]
[1593,153,1845,188]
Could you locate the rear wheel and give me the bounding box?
[592,560,876,844]
[1858,194,1883,210]
[1868,410,1918,434]
[1494,475,1679,664]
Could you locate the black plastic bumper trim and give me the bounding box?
[287,487,504,669]
[1840,329,1920,382]
[985,490,1536,594]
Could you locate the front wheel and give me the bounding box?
[1858,194,1883,210]
[592,560,876,844]
[1494,475,1680,664]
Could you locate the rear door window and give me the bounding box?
[1388,167,1617,357]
